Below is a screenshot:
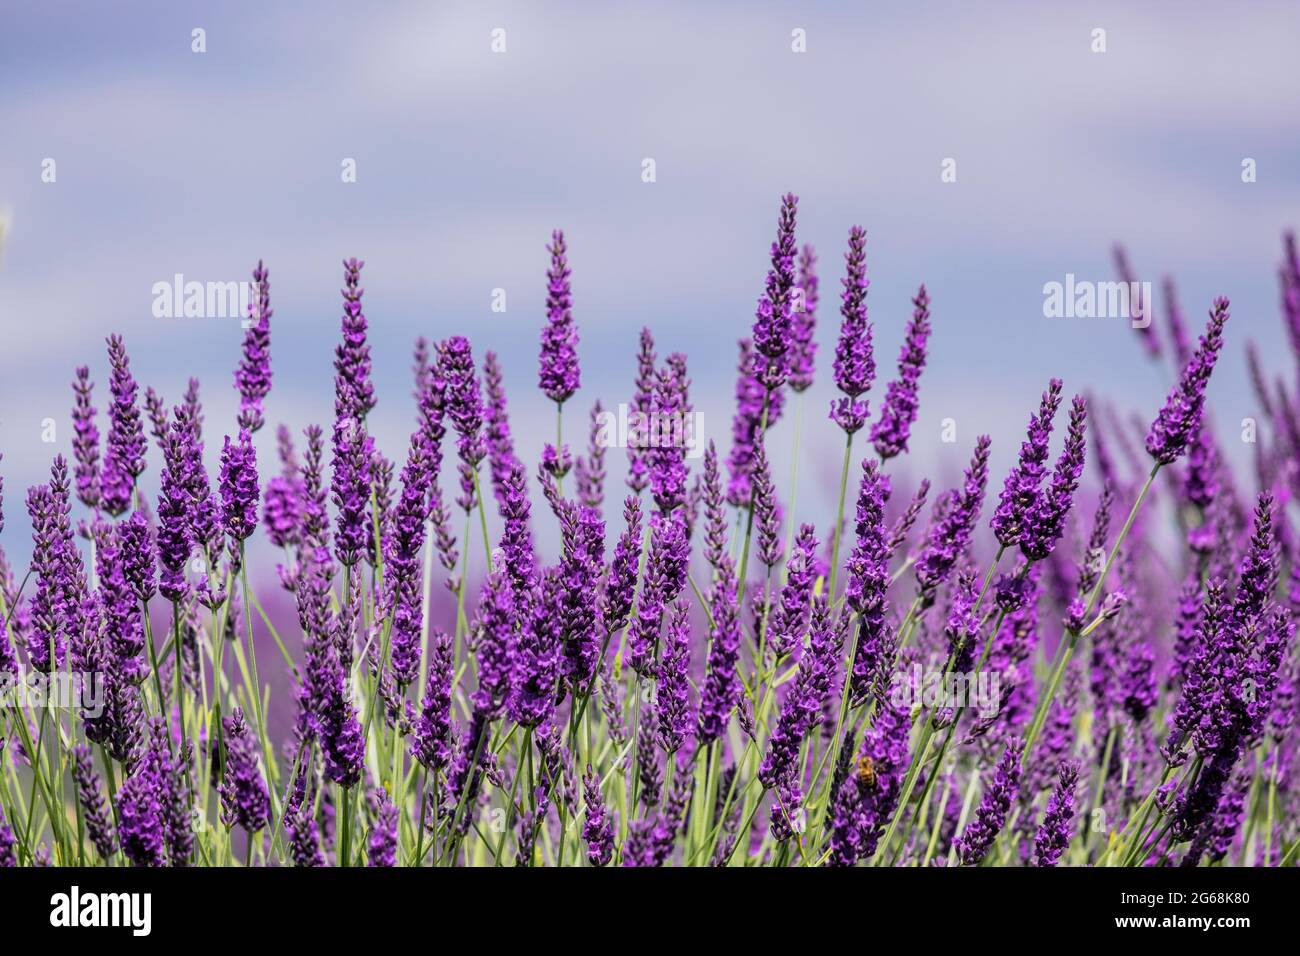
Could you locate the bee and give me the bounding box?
[857,755,877,788]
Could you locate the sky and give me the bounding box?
[2,0,1299,566]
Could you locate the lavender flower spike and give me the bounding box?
[539,229,580,405]
[697,558,743,743]
[955,742,1023,865]
[1146,297,1229,465]
[115,762,166,867]
[751,193,799,394]
[156,416,194,603]
[220,429,261,543]
[870,286,930,460]
[101,334,148,516]
[71,366,101,509]
[235,259,273,432]
[219,707,270,834]
[1021,394,1087,562]
[71,744,117,859]
[335,258,376,421]
[788,244,818,392]
[412,630,454,771]
[846,461,892,706]
[915,435,993,597]
[626,327,656,495]
[656,600,693,754]
[0,812,15,868]
[831,225,873,433]
[991,379,1064,548]
[386,431,433,687]
[1032,760,1080,867]
[582,766,615,866]
[767,524,818,659]
[368,790,398,867]
[441,335,486,512]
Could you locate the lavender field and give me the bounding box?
[2,5,1299,886]
[0,188,1296,870]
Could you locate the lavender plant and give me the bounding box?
[0,204,1297,870]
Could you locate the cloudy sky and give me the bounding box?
[2,1,1298,563]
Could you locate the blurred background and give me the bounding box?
[2,0,1298,572]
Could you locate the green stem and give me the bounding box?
[1023,465,1160,762]
[826,431,855,600]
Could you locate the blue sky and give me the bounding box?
[2,1,1299,562]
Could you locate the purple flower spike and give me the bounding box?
[116,761,166,868]
[220,429,260,543]
[648,356,690,514]
[751,193,799,392]
[656,600,693,754]
[367,790,398,867]
[870,286,931,460]
[412,630,454,772]
[601,495,643,636]
[263,472,302,550]
[235,260,272,432]
[831,226,874,433]
[847,460,892,705]
[330,415,372,567]
[471,572,515,719]
[701,442,728,571]
[828,693,912,867]
[498,462,537,599]
[441,335,486,511]
[626,328,656,495]
[0,813,15,868]
[955,742,1023,866]
[991,378,1064,548]
[118,510,156,602]
[915,435,992,596]
[71,366,101,509]
[788,244,819,393]
[767,524,819,659]
[219,707,270,834]
[750,430,781,569]
[582,766,615,866]
[558,501,604,693]
[761,597,837,791]
[508,570,563,729]
[628,511,689,678]
[697,558,743,744]
[386,432,433,687]
[575,399,607,510]
[101,335,148,516]
[72,745,117,860]
[1146,297,1229,465]
[335,258,375,422]
[25,484,65,672]
[1021,394,1088,561]
[145,387,168,455]
[1032,760,1079,867]
[156,418,194,603]
[726,339,784,507]
[539,229,580,405]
